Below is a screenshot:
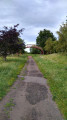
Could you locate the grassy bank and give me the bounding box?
[0,54,27,100]
[32,54,67,119]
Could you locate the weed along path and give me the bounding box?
[0,56,64,120]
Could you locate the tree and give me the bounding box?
[30,48,40,54]
[45,37,53,54]
[53,40,58,53]
[57,19,67,53]
[0,24,24,60]
[45,37,58,54]
[36,29,56,53]
[18,38,25,54]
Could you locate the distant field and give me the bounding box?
[0,55,27,100]
[32,54,67,119]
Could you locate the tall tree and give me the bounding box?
[45,37,53,54]
[57,19,67,53]
[0,24,24,60]
[18,38,25,54]
[45,37,58,54]
[36,29,56,53]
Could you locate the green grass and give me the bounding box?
[4,98,15,108]
[0,54,27,100]
[4,98,15,118]
[32,53,67,119]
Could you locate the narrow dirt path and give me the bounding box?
[0,57,64,120]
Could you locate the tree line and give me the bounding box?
[0,19,67,58]
[0,24,25,60]
[31,19,67,54]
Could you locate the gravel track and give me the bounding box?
[0,56,64,120]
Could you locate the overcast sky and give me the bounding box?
[0,0,67,51]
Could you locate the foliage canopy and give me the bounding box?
[0,24,25,60]
[36,29,56,53]
[57,19,67,53]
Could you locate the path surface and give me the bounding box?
[0,57,64,120]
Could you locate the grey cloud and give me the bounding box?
[0,0,67,44]
[9,0,67,27]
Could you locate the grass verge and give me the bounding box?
[32,53,67,119]
[0,54,27,100]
